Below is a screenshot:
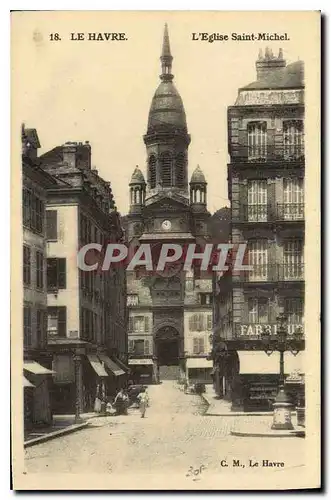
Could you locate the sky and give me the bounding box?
[12,11,312,215]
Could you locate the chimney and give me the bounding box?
[256,47,286,81]
[63,142,78,168]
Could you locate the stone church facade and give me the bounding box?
[126,25,213,384]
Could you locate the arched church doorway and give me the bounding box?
[155,326,180,381]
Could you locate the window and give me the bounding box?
[22,188,44,234]
[47,258,66,289]
[285,298,304,324]
[247,122,267,160]
[248,298,269,323]
[207,314,213,330]
[160,152,172,187]
[128,339,151,355]
[149,155,156,189]
[248,240,268,281]
[128,316,148,332]
[23,305,32,347]
[283,240,304,280]
[200,293,213,305]
[23,246,31,286]
[193,337,205,354]
[248,180,267,222]
[175,153,185,188]
[47,306,67,338]
[283,179,304,220]
[189,314,205,332]
[127,294,139,306]
[36,309,46,347]
[283,120,304,159]
[46,210,58,240]
[36,251,44,289]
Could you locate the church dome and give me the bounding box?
[147,81,187,133]
[130,166,145,185]
[190,165,206,184]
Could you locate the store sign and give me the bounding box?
[236,323,303,338]
[236,89,304,106]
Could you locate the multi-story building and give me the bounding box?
[22,126,57,428]
[212,49,305,411]
[126,25,213,385]
[39,141,127,414]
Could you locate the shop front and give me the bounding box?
[128,358,155,384]
[186,357,213,384]
[235,351,305,412]
[23,359,54,427]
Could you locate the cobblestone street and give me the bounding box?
[25,381,306,481]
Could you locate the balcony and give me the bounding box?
[239,264,304,283]
[229,145,304,164]
[276,203,304,221]
[233,203,305,223]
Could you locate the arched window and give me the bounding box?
[175,153,185,187]
[149,155,156,189]
[160,152,172,187]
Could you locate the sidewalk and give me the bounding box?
[24,413,99,447]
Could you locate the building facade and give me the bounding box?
[22,126,57,428]
[126,25,213,385]
[212,49,305,411]
[40,141,128,414]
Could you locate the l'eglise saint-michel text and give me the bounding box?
[192,33,290,42]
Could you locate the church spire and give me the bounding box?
[160,23,173,82]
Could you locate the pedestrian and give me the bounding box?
[137,388,149,418]
[114,388,128,415]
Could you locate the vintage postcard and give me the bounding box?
[11,10,321,490]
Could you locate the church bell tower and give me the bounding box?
[143,24,191,199]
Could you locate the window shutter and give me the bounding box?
[46,210,58,240]
[128,317,133,332]
[144,340,150,355]
[189,316,194,331]
[267,181,276,221]
[193,337,199,354]
[47,258,57,289]
[199,338,205,354]
[58,259,66,289]
[267,128,275,159]
[144,317,149,332]
[128,339,134,353]
[58,307,67,337]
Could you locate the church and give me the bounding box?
[126,25,214,384]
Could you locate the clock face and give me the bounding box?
[162,220,172,231]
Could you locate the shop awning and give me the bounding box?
[23,361,55,375]
[99,355,125,376]
[186,358,213,369]
[23,375,34,387]
[113,356,130,372]
[238,351,304,375]
[87,355,108,377]
[128,359,154,366]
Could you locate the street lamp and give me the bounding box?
[261,313,304,430]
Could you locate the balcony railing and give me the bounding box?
[276,203,304,221]
[239,263,304,283]
[234,203,305,223]
[229,145,304,163]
